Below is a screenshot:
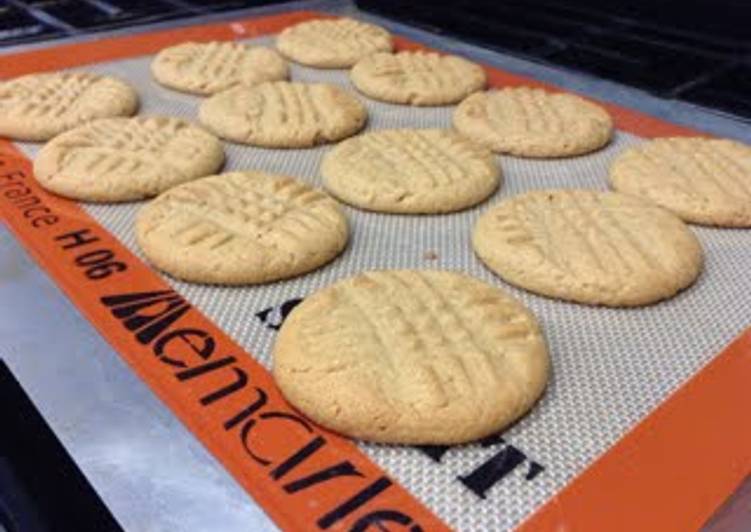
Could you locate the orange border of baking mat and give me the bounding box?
[1,10,749,532]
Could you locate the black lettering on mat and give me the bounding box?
[418,434,545,499]
[99,289,426,530]
[258,297,547,499]
[55,228,127,280]
[256,297,304,330]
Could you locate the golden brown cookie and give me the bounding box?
[151,41,288,95]
[136,171,349,284]
[273,270,550,444]
[199,81,367,148]
[0,72,138,142]
[473,189,703,306]
[321,128,500,213]
[350,51,486,106]
[609,137,751,227]
[454,87,613,157]
[276,17,392,68]
[34,116,224,202]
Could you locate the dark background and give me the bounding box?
[1,0,749,118]
[358,0,751,119]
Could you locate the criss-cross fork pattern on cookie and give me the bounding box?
[136,172,348,284]
[152,41,288,95]
[473,189,703,306]
[274,270,549,444]
[33,116,223,201]
[610,137,751,227]
[322,128,499,213]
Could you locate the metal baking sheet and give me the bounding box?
[3,6,751,531]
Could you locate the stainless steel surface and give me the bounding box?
[0,227,277,531]
[703,476,751,532]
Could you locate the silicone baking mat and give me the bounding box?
[1,10,750,532]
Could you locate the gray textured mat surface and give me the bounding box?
[15,34,751,531]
